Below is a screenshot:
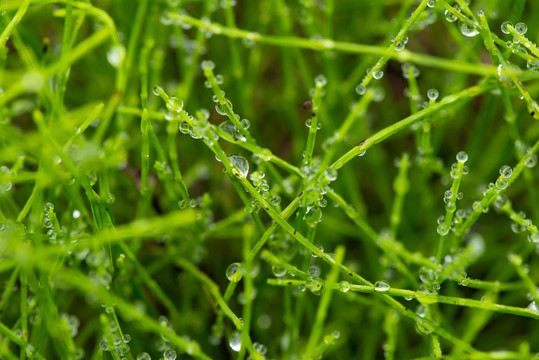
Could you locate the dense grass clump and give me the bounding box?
[1,0,539,359]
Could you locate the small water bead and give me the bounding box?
[215,74,224,85]
[374,281,390,292]
[201,60,215,70]
[226,262,243,282]
[305,119,312,128]
[528,233,539,244]
[253,343,268,356]
[401,63,420,78]
[314,74,327,87]
[444,9,457,23]
[269,195,281,207]
[499,165,512,178]
[373,70,384,80]
[308,265,321,277]
[122,334,131,343]
[444,190,453,199]
[227,154,249,178]
[501,21,512,34]
[459,21,479,37]
[456,192,463,200]
[271,266,287,277]
[437,223,450,236]
[107,45,126,68]
[355,84,367,95]
[339,281,351,293]
[515,22,527,35]
[240,118,250,129]
[456,151,468,163]
[528,301,539,314]
[495,177,508,190]
[427,0,436,8]
[164,349,177,360]
[394,40,405,51]
[525,154,537,168]
[166,97,183,113]
[324,168,338,182]
[472,201,483,212]
[427,88,439,101]
[445,201,456,212]
[137,353,151,360]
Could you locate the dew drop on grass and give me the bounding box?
[339,281,351,293]
[515,22,527,35]
[501,21,512,34]
[107,45,126,68]
[201,60,215,70]
[166,97,183,113]
[355,84,366,95]
[324,168,337,182]
[437,223,450,235]
[270,195,281,206]
[374,280,390,292]
[528,301,539,314]
[227,154,249,178]
[315,74,327,87]
[163,349,177,360]
[459,22,479,37]
[137,353,151,360]
[496,177,508,189]
[456,151,468,163]
[444,9,457,23]
[427,88,439,101]
[525,154,537,168]
[499,165,512,178]
[394,40,405,51]
[373,70,384,80]
[271,266,287,277]
[226,262,243,282]
[427,0,436,8]
[240,118,250,129]
[229,330,242,351]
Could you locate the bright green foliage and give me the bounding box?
[1,0,539,359]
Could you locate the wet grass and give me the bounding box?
[1,0,539,359]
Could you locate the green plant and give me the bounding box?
[1,0,539,359]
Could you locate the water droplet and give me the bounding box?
[226,262,243,282]
[394,40,405,51]
[427,0,436,8]
[456,151,468,163]
[355,84,366,95]
[373,70,384,80]
[437,223,450,235]
[515,22,527,35]
[271,266,287,277]
[374,280,390,292]
[305,119,312,128]
[459,21,479,37]
[324,168,337,182]
[107,45,126,68]
[401,63,420,78]
[501,21,512,34]
[215,74,224,84]
[339,281,351,292]
[444,190,453,199]
[444,9,457,22]
[201,60,215,70]
[427,88,439,100]
[164,349,177,360]
[308,265,321,277]
[166,97,183,113]
[270,195,281,206]
[315,74,327,87]
[228,331,242,351]
[528,301,539,313]
[122,334,131,343]
[227,154,249,178]
[240,119,250,129]
[305,207,322,227]
[137,353,151,360]
[499,165,512,177]
[445,201,456,212]
[495,177,508,189]
[525,154,537,168]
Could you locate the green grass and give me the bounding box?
[1,0,539,359]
